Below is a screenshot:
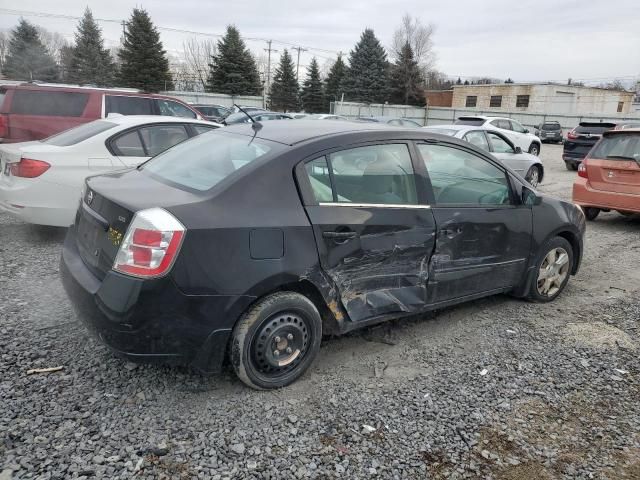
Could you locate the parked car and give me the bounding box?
[60,120,585,389]
[190,104,229,123]
[534,121,563,144]
[615,122,640,130]
[0,82,204,143]
[223,111,293,125]
[572,128,640,220]
[423,124,544,187]
[357,116,422,127]
[309,114,349,121]
[563,122,616,170]
[0,116,220,227]
[454,116,542,156]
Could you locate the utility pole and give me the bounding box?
[264,40,278,108]
[291,46,308,81]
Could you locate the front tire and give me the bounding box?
[528,143,540,156]
[584,207,600,221]
[230,292,322,390]
[525,165,542,188]
[527,237,573,303]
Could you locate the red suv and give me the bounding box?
[0,83,202,143]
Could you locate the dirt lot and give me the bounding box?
[1,143,639,479]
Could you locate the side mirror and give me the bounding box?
[522,185,542,206]
[515,146,523,154]
[523,128,529,133]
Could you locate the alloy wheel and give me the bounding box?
[527,167,540,187]
[536,247,570,297]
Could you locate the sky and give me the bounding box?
[1,0,639,86]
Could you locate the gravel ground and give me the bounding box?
[1,143,640,479]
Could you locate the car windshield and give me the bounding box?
[141,131,278,191]
[41,120,118,146]
[455,117,485,126]
[589,133,640,162]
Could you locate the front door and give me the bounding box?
[301,143,436,322]
[415,142,532,304]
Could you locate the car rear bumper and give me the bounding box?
[60,226,254,373]
[0,179,78,226]
[572,177,640,213]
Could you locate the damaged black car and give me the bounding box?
[61,121,586,389]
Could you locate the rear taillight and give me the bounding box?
[578,159,588,179]
[113,208,185,278]
[567,130,578,140]
[0,114,7,138]
[10,158,51,178]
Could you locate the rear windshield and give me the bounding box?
[42,120,117,146]
[575,124,614,135]
[541,123,561,129]
[142,132,278,191]
[589,133,640,161]
[11,90,89,117]
[455,117,485,126]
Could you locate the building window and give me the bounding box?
[489,95,502,108]
[617,101,624,113]
[465,96,477,108]
[516,95,530,108]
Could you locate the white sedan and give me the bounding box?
[0,115,221,227]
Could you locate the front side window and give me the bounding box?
[328,144,418,205]
[418,143,511,205]
[142,131,276,191]
[156,99,197,118]
[138,125,190,156]
[12,90,89,117]
[511,120,526,133]
[465,96,477,108]
[463,130,490,152]
[106,95,154,115]
[487,132,515,153]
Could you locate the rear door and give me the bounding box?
[299,142,437,322]
[586,132,640,195]
[415,141,532,304]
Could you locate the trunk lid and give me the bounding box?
[586,131,640,195]
[76,168,203,279]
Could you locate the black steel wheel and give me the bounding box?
[230,292,322,389]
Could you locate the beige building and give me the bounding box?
[451,83,635,115]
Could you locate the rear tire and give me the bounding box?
[527,237,573,303]
[528,143,540,156]
[565,161,577,171]
[584,207,600,221]
[230,292,322,390]
[525,165,542,188]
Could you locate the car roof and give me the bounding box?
[104,115,220,127]
[223,119,424,145]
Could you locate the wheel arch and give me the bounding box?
[552,229,582,275]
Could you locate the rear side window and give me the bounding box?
[142,132,276,191]
[112,131,146,157]
[418,144,511,205]
[105,95,154,115]
[11,90,89,117]
[156,99,196,118]
[589,134,640,161]
[305,157,334,202]
[491,119,512,130]
[42,120,117,146]
[138,125,189,156]
[327,144,418,205]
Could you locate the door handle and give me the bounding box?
[323,230,358,243]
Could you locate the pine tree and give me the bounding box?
[205,26,261,96]
[300,57,324,113]
[389,42,424,106]
[269,50,300,112]
[324,54,346,110]
[343,29,389,103]
[69,8,115,86]
[456,77,462,85]
[118,9,173,92]
[2,19,58,81]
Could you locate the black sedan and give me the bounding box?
[61,121,586,389]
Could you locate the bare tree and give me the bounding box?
[319,57,334,80]
[36,27,69,65]
[391,14,436,74]
[180,37,216,91]
[0,31,8,73]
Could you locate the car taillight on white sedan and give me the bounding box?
[10,158,51,178]
[113,208,185,278]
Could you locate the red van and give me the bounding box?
[0,83,202,143]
